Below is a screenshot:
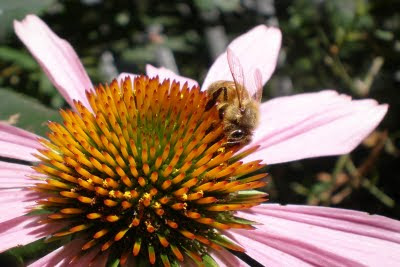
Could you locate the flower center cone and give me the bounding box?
[32,76,268,266]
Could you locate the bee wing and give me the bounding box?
[227,48,245,108]
[252,68,263,103]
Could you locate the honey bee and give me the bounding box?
[205,48,263,147]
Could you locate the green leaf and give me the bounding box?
[194,0,239,12]
[0,46,37,70]
[0,0,56,39]
[214,0,240,12]
[121,45,157,63]
[0,88,62,137]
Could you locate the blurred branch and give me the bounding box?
[318,28,384,97]
[332,154,349,182]
[354,57,384,97]
[334,131,394,207]
[324,52,355,92]
[357,131,388,182]
[345,158,395,207]
[296,131,393,206]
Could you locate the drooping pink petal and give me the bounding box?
[0,123,42,161]
[0,189,42,223]
[0,215,64,252]
[28,239,85,267]
[146,64,199,89]
[28,242,75,267]
[14,15,92,109]
[0,161,44,188]
[29,239,108,267]
[231,204,400,266]
[245,90,388,164]
[201,25,281,91]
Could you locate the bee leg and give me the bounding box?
[205,87,226,111]
[218,87,229,119]
[222,86,228,101]
[218,103,228,119]
[226,140,241,147]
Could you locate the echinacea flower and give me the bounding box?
[0,14,399,266]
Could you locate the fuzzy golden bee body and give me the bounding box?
[205,49,263,148]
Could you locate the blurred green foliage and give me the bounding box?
[0,0,56,39]
[0,89,62,136]
[0,0,399,264]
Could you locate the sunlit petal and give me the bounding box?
[246,90,388,164]
[14,15,92,109]
[202,25,281,91]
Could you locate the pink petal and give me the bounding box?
[0,140,37,162]
[261,204,400,234]
[201,25,281,91]
[14,15,92,109]
[0,215,64,252]
[28,239,101,267]
[0,122,41,144]
[68,246,104,267]
[0,189,43,223]
[0,123,42,161]
[226,233,313,267]
[28,242,77,267]
[146,64,199,89]
[231,204,400,266]
[0,161,44,188]
[245,90,388,164]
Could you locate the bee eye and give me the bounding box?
[230,129,244,140]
